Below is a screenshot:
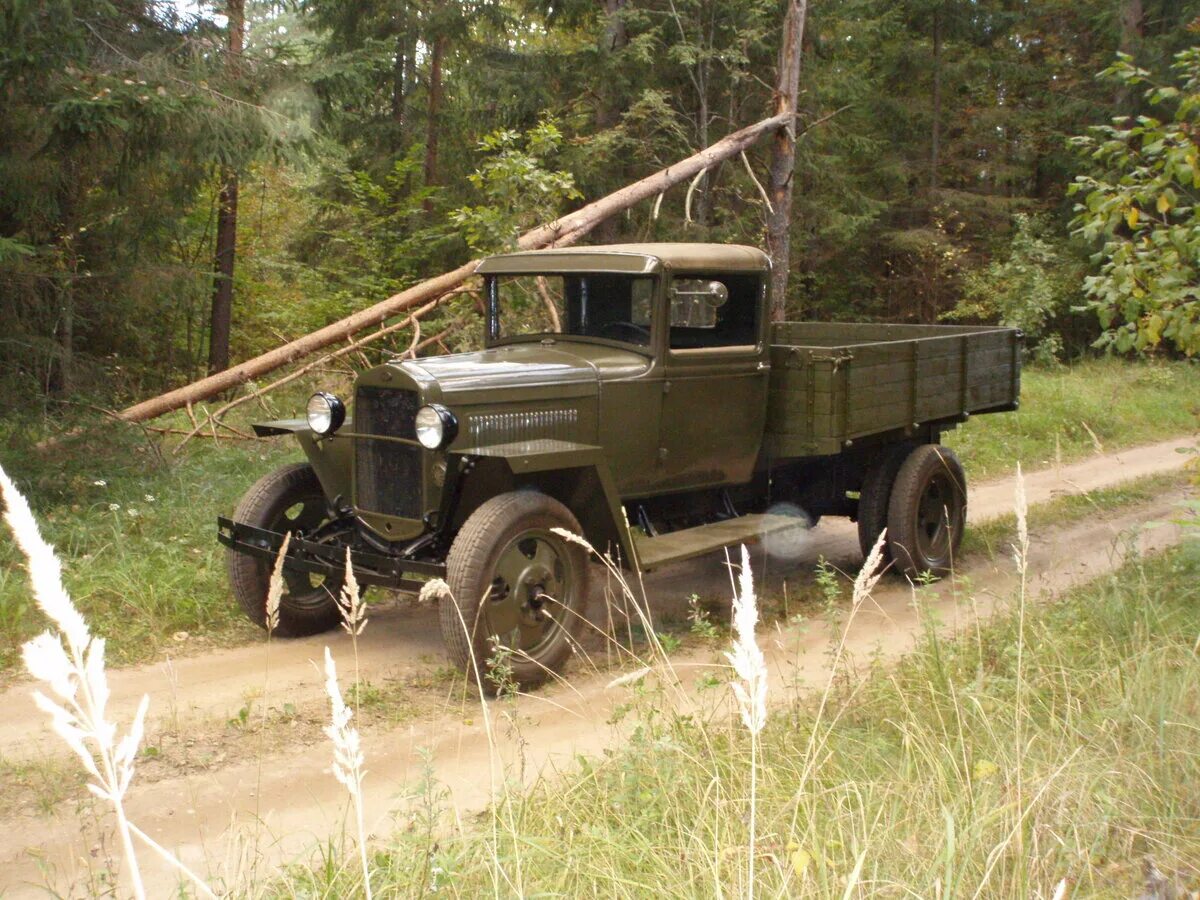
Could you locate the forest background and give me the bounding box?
[2,0,1198,420]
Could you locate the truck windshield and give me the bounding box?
[487,274,655,347]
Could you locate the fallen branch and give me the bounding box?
[170,296,448,448]
[173,311,472,452]
[117,112,790,424]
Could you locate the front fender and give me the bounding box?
[253,418,354,507]
[454,440,637,569]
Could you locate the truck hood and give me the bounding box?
[396,340,649,396]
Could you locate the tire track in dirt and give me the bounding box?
[0,437,1193,896]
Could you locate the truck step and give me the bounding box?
[632,512,807,570]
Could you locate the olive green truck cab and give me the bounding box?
[218,243,1021,688]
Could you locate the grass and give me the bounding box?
[279,540,1200,898]
[961,469,1190,558]
[0,420,297,675]
[0,357,1195,679]
[946,356,1200,481]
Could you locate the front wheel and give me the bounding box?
[227,463,344,637]
[886,445,967,579]
[440,491,590,692]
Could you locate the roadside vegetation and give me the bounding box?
[282,540,1200,898]
[0,357,1196,677]
[2,396,1197,897]
[946,356,1199,481]
[961,469,1190,558]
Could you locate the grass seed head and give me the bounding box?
[339,548,368,636]
[323,647,365,795]
[418,577,451,605]
[0,466,90,650]
[854,527,889,606]
[1013,463,1030,573]
[726,544,767,736]
[265,531,292,634]
[2,464,152,897]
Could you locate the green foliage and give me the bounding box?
[947,215,1082,362]
[0,0,301,404]
[945,356,1200,481]
[451,121,582,254]
[1070,47,1200,356]
[2,0,1198,410]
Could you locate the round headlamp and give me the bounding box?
[306,391,345,435]
[415,404,458,450]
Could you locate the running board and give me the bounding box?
[632,513,808,570]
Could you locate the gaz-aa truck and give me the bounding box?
[219,243,1021,688]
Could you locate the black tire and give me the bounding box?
[440,491,590,692]
[857,442,916,563]
[227,463,343,637]
[886,445,967,579]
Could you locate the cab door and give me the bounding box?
[656,272,769,492]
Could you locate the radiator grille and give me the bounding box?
[354,386,423,519]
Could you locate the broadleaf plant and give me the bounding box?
[1069,47,1200,356]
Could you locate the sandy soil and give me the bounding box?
[0,436,1193,897]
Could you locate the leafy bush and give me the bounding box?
[946,214,1082,363]
[451,121,582,254]
[1069,48,1200,356]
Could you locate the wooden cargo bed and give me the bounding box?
[765,322,1021,457]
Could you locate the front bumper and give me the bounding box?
[217,517,445,591]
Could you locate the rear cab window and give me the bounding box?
[667,273,761,350]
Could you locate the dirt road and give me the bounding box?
[0,437,1193,897]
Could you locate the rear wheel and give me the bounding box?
[440,491,590,692]
[856,442,916,563]
[886,445,967,578]
[227,463,343,637]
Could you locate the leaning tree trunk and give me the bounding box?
[766,0,807,322]
[208,0,244,375]
[118,112,790,423]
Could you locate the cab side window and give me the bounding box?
[668,273,761,350]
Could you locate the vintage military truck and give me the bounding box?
[218,243,1021,687]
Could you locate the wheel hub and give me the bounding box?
[486,533,568,650]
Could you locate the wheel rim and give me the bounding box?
[483,529,576,659]
[914,470,962,566]
[268,492,338,611]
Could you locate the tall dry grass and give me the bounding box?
[1,464,216,899]
[322,645,371,899]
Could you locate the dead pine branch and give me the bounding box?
[173,301,474,453]
[171,296,448,451]
[117,111,790,425]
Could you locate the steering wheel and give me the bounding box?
[596,321,651,344]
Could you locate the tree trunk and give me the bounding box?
[208,177,238,374]
[422,34,446,213]
[592,0,628,243]
[766,0,808,322]
[930,9,941,192]
[693,69,711,225]
[54,271,74,396]
[207,0,244,375]
[1117,0,1144,110]
[391,30,406,124]
[118,112,790,423]
[1119,0,1143,51]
